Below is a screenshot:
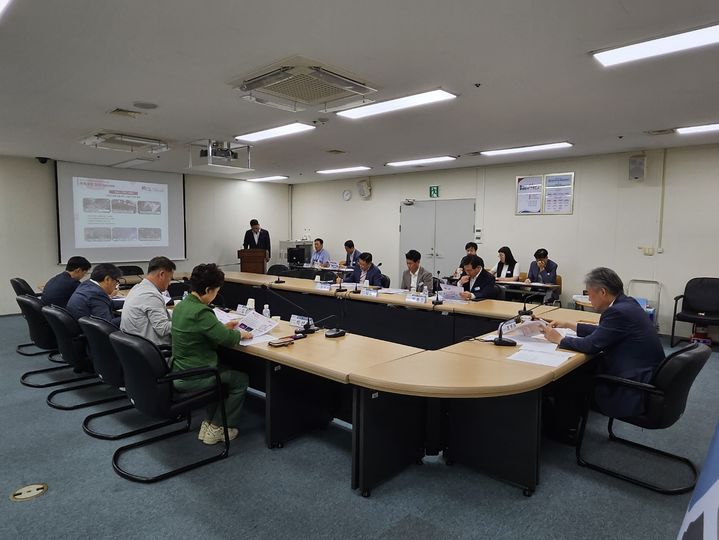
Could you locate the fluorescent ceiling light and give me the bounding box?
[0,0,14,19]
[387,156,456,167]
[245,175,289,182]
[480,142,573,157]
[235,122,315,142]
[676,123,719,134]
[593,23,719,67]
[112,158,156,168]
[316,166,371,174]
[337,89,456,119]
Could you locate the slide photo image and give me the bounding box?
[138,200,162,214]
[82,198,111,213]
[111,227,138,242]
[84,227,112,242]
[139,227,162,241]
[111,199,137,214]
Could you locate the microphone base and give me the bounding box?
[336,287,347,292]
[350,289,361,294]
[295,326,318,335]
[517,309,533,317]
[432,299,443,306]
[493,337,517,347]
[325,328,346,338]
[273,278,286,284]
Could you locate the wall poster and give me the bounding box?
[515,175,543,214]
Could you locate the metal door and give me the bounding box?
[399,201,436,275]
[434,199,476,278]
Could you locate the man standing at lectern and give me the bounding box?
[242,219,271,262]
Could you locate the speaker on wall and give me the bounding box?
[629,155,646,181]
[357,178,372,199]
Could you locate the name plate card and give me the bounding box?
[360,288,379,298]
[405,294,427,304]
[315,282,331,291]
[289,314,313,328]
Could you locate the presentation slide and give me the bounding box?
[73,176,169,248]
[56,162,186,264]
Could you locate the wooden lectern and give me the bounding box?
[237,249,267,274]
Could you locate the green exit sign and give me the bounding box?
[429,185,440,198]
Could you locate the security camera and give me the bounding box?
[36,157,49,164]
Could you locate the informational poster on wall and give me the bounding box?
[515,175,543,214]
[543,172,574,214]
[515,172,575,215]
[73,176,169,248]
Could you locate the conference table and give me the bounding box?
[209,272,599,496]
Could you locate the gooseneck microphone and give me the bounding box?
[493,318,517,347]
[518,292,545,317]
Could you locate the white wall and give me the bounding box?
[291,144,719,337]
[0,155,290,315]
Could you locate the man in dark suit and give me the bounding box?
[66,263,122,327]
[458,255,497,301]
[41,256,91,307]
[242,219,271,262]
[340,252,383,287]
[542,267,664,418]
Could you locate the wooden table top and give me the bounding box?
[349,349,556,398]
[237,321,422,384]
[540,308,600,325]
[448,299,557,319]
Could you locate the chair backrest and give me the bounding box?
[267,264,289,276]
[518,272,528,282]
[432,277,442,294]
[117,265,144,276]
[682,277,719,314]
[494,284,506,301]
[380,274,391,288]
[78,316,124,388]
[11,278,35,297]
[110,331,173,419]
[42,305,93,373]
[167,281,191,299]
[16,294,58,350]
[555,274,563,295]
[643,343,711,428]
[319,270,337,282]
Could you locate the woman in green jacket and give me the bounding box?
[171,263,252,444]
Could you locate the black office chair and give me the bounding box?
[79,316,180,440]
[670,277,719,347]
[42,305,125,411]
[11,277,41,298]
[13,288,63,358]
[494,284,506,300]
[576,343,711,494]
[432,277,442,295]
[380,274,391,288]
[167,280,191,300]
[267,264,290,276]
[117,265,144,276]
[319,270,337,282]
[109,331,230,483]
[16,295,95,387]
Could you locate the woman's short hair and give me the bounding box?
[190,263,225,294]
[585,267,624,296]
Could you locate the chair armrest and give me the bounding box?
[673,294,684,302]
[594,374,664,396]
[158,366,219,384]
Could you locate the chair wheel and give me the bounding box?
[523,488,534,497]
[361,490,370,498]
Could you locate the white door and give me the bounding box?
[434,199,476,278]
[399,199,476,281]
[399,201,436,277]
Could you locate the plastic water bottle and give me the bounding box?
[182,291,188,301]
[262,304,271,318]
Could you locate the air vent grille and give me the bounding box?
[263,73,351,104]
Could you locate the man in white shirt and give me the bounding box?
[400,249,434,293]
[120,256,175,347]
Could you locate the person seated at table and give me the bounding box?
[171,263,253,445]
[400,249,433,293]
[451,242,478,279]
[120,256,175,349]
[490,246,521,282]
[458,255,497,301]
[340,240,361,267]
[66,263,122,326]
[339,252,382,287]
[310,238,331,267]
[541,267,664,419]
[41,256,91,308]
[525,248,559,303]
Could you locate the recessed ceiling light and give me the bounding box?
[132,101,159,110]
[316,166,371,174]
[235,122,315,142]
[112,158,157,168]
[480,142,573,157]
[245,175,289,182]
[676,123,719,134]
[387,156,456,167]
[337,89,456,119]
[0,0,14,19]
[593,23,719,67]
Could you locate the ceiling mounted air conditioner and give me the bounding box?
[80,133,170,153]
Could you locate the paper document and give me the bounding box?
[378,288,406,295]
[508,349,573,367]
[213,307,240,325]
[518,340,560,353]
[438,283,464,301]
[237,334,276,347]
[505,319,548,337]
[237,310,278,336]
